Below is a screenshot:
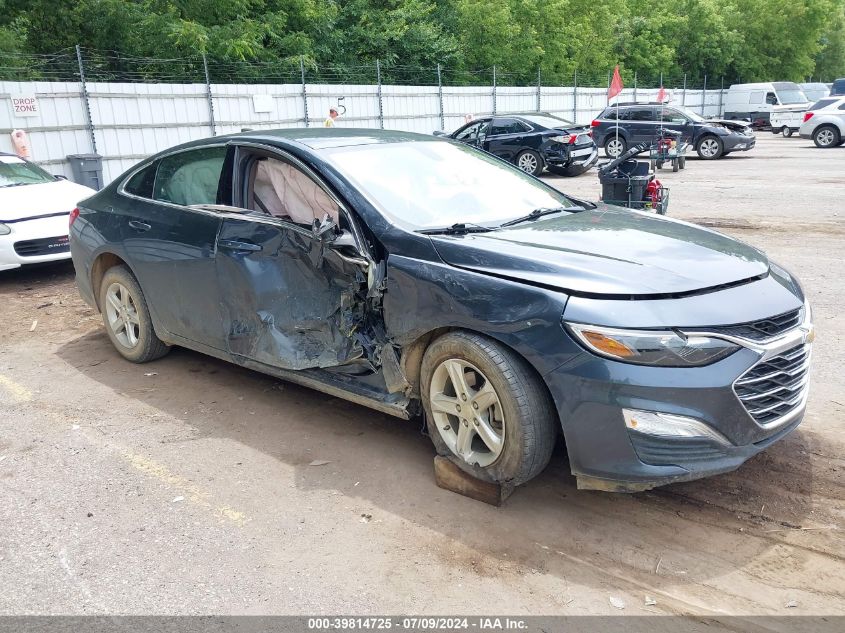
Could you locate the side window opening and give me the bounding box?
[123,162,158,199]
[765,92,779,105]
[455,121,489,141]
[153,146,227,206]
[749,90,764,104]
[247,156,341,228]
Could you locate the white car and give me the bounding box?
[0,153,96,272]
[799,96,845,148]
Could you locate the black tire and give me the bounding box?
[656,160,664,170]
[782,126,793,138]
[813,125,841,148]
[696,134,724,159]
[99,265,169,363]
[672,159,679,172]
[604,135,627,158]
[678,155,686,169]
[420,331,557,487]
[515,149,544,176]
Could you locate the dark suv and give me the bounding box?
[592,103,756,160]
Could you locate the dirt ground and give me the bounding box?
[0,135,843,619]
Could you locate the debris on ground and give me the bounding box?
[645,596,657,606]
[309,459,331,466]
[608,596,625,610]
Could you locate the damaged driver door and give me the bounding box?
[215,145,373,371]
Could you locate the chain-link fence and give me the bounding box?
[1,47,732,184]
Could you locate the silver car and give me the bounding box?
[799,96,845,147]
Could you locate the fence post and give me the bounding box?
[682,73,687,106]
[701,74,707,116]
[75,45,97,154]
[719,77,724,116]
[300,57,309,127]
[437,63,445,131]
[376,59,384,129]
[633,71,637,102]
[572,69,578,122]
[606,70,611,105]
[202,53,216,136]
[492,65,497,115]
[536,67,541,112]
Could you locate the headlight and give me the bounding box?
[0,223,10,236]
[566,323,740,367]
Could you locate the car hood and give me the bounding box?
[773,103,812,113]
[707,118,752,132]
[0,179,95,222]
[428,206,770,297]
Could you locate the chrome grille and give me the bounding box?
[734,344,810,426]
[719,308,802,341]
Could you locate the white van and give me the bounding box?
[723,82,811,129]
[800,82,831,102]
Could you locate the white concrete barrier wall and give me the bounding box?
[0,80,728,185]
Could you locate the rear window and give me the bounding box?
[810,99,839,110]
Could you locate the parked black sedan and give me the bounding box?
[70,129,811,493]
[592,103,756,159]
[435,112,598,176]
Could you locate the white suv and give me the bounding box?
[799,96,845,148]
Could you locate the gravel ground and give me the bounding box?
[0,135,843,618]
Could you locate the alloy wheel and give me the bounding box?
[105,282,141,349]
[606,139,624,157]
[816,128,835,147]
[517,152,538,173]
[428,358,505,468]
[699,138,720,158]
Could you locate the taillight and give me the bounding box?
[803,112,814,123]
[590,120,600,128]
[69,207,79,227]
[568,134,578,144]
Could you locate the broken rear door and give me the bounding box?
[215,146,371,370]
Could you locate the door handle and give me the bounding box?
[218,239,262,252]
[128,220,151,232]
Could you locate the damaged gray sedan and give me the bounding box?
[70,129,813,492]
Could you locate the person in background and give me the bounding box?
[324,107,339,127]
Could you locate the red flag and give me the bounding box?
[657,86,667,102]
[608,65,624,100]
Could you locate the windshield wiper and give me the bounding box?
[499,206,571,228]
[0,182,31,189]
[418,222,496,235]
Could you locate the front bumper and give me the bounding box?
[545,317,812,492]
[722,134,757,152]
[0,214,72,271]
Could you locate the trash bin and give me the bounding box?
[599,159,650,208]
[66,154,103,191]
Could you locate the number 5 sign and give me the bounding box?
[11,94,39,117]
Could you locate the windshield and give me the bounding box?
[326,140,576,229]
[519,113,574,129]
[776,89,809,104]
[670,106,705,122]
[0,155,55,188]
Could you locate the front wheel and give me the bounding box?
[515,150,543,176]
[696,135,724,159]
[421,331,557,486]
[99,265,169,363]
[813,125,841,148]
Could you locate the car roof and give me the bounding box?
[223,127,437,150]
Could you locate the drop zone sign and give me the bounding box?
[11,94,39,117]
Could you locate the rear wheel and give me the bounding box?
[813,125,840,148]
[604,136,627,158]
[421,331,557,486]
[99,265,169,363]
[782,126,793,138]
[515,150,543,176]
[696,135,724,159]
